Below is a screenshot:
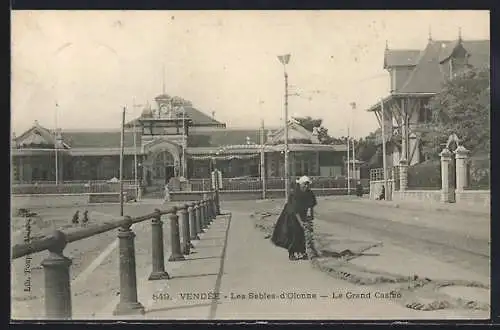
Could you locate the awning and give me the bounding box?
[190,154,259,161]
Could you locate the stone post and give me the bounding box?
[200,200,207,230]
[195,201,202,235]
[208,197,215,223]
[41,230,72,320]
[399,159,408,192]
[204,200,210,228]
[179,205,191,255]
[168,207,185,261]
[113,216,145,316]
[188,202,200,240]
[440,148,452,203]
[148,209,170,280]
[455,145,470,193]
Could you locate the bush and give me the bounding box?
[407,160,441,189]
[467,155,490,190]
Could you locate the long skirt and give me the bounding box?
[271,205,306,255]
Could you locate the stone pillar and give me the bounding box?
[113,216,145,316]
[195,201,202,235]
[454,145,469,192]
[179,205,191,255]
[168,207,185,262]
[188,203,199,240]
[399,159,408,192]
[148,210,170,280]
[440,148,452,203]
[41,231,72,320]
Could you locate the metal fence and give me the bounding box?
[11,181,137,195]
[189,177,369,191]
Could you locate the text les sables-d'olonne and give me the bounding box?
[152,290,402,301]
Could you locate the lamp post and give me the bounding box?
[380,98,389,201]
[277,54,291,200]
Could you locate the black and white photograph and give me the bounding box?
[10,10,490,321]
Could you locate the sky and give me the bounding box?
[11,10,489,138]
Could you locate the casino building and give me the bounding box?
[11,94,347,190]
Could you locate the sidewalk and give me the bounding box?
[96,206,488,320]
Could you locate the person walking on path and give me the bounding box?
[164,182,171,203]
[271,176,318,261]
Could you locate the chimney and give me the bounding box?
[212,111,216,119]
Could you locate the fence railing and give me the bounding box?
[11,181,137,195]
[189,177,369,191]
[12,195,219,319]
[369,167,394,181]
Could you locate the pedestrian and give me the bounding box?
[377,185,385,200]
[72,210,79,225]
[271,176,318,261]
[81,210,89,226]
[164,182,171,203]
[356,181,363,197]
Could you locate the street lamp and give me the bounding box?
[277,54,291,200]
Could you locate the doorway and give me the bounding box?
[165,165,175,184]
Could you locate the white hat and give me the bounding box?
[296,176,312,184]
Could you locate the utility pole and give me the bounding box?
[54,103,59,185]
[182,105,187,178]
[132,99,139,200]
[347,127,350,195]
[380,99,389,201]
[119,106,126,216]
[277,54,291,200]
[352,138,356,180]
[284,69,289,199]
[260,119,266,199]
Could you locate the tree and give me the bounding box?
[421,66,490,158]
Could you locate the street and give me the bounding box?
[11,196,491,319]
[316,199,490,279]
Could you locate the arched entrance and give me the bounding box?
[152,150,176,185]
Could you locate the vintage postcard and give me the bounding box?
[10,10,490,321]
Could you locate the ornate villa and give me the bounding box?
[366,33,489,168]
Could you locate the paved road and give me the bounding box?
[316,199,490,278]
[228,198,490,279]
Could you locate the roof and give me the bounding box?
[189,128,269,147]
[399,38,489,94]
[398,40,447,94]
[384,49,421,68]
[126,106,225,128]
[439,40,490,67]
[61,131,142,148]
[267,121,320,144]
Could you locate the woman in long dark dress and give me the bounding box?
[271,176,318,260]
